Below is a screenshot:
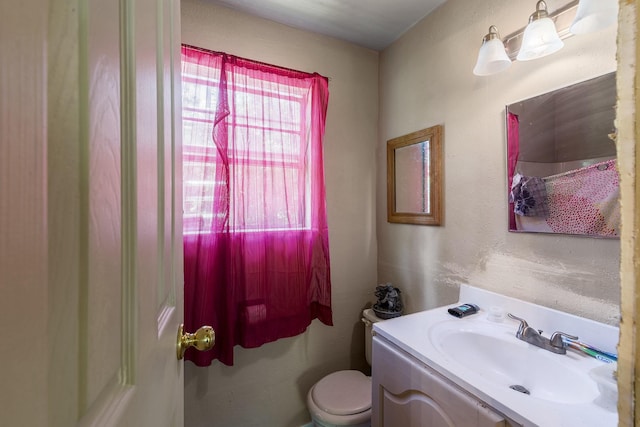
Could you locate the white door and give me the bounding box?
[0,1,200,426]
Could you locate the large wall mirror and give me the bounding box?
[387,125,443,225]
[506,72,618,238]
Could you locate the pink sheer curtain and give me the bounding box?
[507,112,520,230]
[181,45,332,366]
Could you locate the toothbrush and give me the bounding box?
[565,340,617,363]
[565,338,617,360]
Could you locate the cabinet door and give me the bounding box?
[372,336,508,427]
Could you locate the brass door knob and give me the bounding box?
[177,324,215,360]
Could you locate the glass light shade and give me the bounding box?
[570,0,618,35]
[516,17,564,61]
[473,38,511,76]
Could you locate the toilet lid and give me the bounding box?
[312,370,371,416]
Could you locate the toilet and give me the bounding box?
[306,308,384,427]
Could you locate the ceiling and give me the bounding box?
[203,0,448,51]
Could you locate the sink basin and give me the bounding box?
[430,322,600,404]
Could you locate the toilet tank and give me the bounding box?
[362,308,384,366]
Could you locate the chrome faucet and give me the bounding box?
[507,313,578,354]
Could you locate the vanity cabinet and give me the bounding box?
[372,336,521,427]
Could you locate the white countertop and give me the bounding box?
[373,284,618,427]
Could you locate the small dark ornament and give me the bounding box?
[373,283,403,319]
[515,188,536,215]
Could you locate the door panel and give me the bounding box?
[80,0,184,424]
[84,0,124,409]
[1,0,183,426]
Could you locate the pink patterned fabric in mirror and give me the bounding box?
[514,160,620,237]
[544,159,619,236]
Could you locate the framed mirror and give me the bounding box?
[387,125,443,225]
[506,72,618,237]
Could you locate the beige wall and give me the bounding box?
[181,1,379,426]
[378,0,620,324]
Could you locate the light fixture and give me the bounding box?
[517,1,564,61]
[570,0,618,35]
[473,26,512,76]
[473,0,617,76]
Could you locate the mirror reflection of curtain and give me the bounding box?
[507,112,520,230]
[181,45,332,366]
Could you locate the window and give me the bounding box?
[182,53,315,234]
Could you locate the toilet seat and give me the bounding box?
[311,370,371,416]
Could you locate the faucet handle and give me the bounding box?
[550,331,579,348]
[507,313,529,336]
